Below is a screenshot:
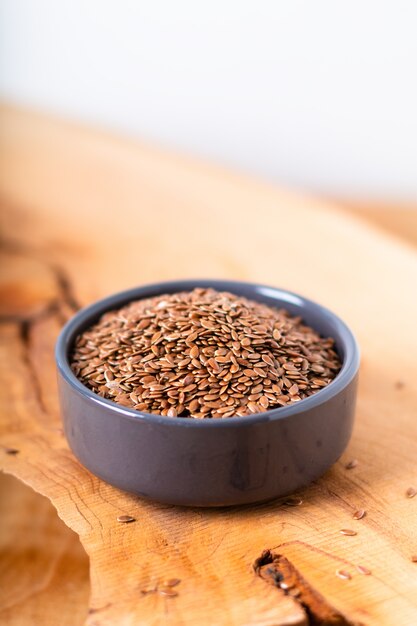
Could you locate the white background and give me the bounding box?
[1,0,416,201]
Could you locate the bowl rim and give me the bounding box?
[55,279,360,429]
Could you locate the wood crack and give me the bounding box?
[1,235,83,313]
[254,549,359,626]
[1,235,82,417]
[52,264,82,313]
[18,318,49,416]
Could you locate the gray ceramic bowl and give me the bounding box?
[56,280,359,507]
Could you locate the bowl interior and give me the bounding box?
[56,279,359,424]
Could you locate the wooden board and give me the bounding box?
[0,473,89,625]
[340,202,417,250]
[1,104,417,626]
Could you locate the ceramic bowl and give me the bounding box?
[55,279,359,506]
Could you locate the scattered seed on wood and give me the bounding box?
[3,447,19,455]
[72,288,341,419]
[336,569,352,580]
[353,509,366,520]
[356,564,372,575]
[406,487,417,498]
[159,588,178,597]
[116,515,135,523]
[273,328,281,341]
[345,459,358,470]
[163,578,181,587]
[340,529,357,536]
[283,497,303,507]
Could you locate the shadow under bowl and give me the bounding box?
[55,279,359,507]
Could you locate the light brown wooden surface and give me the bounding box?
[335,200,417,250]
[0,473,89,625]
[1,105,417,626]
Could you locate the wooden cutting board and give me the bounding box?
[1,105,417,626]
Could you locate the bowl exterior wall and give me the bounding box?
[56,279,359,507]
[58,372,357,506]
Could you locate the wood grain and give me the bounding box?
[335,200,417,250]
[0,473,89,625]
[1,104,417,626]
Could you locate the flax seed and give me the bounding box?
[336,569,351,580]
[159,588,178,597]
[116,515,135,523]
[164,578,181,587]
[3,447,19,455]
[284,497,303,507]
[345,459,358,470]
[259,396,269,409]
[72,288,341,419]
[190,345,199,358]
